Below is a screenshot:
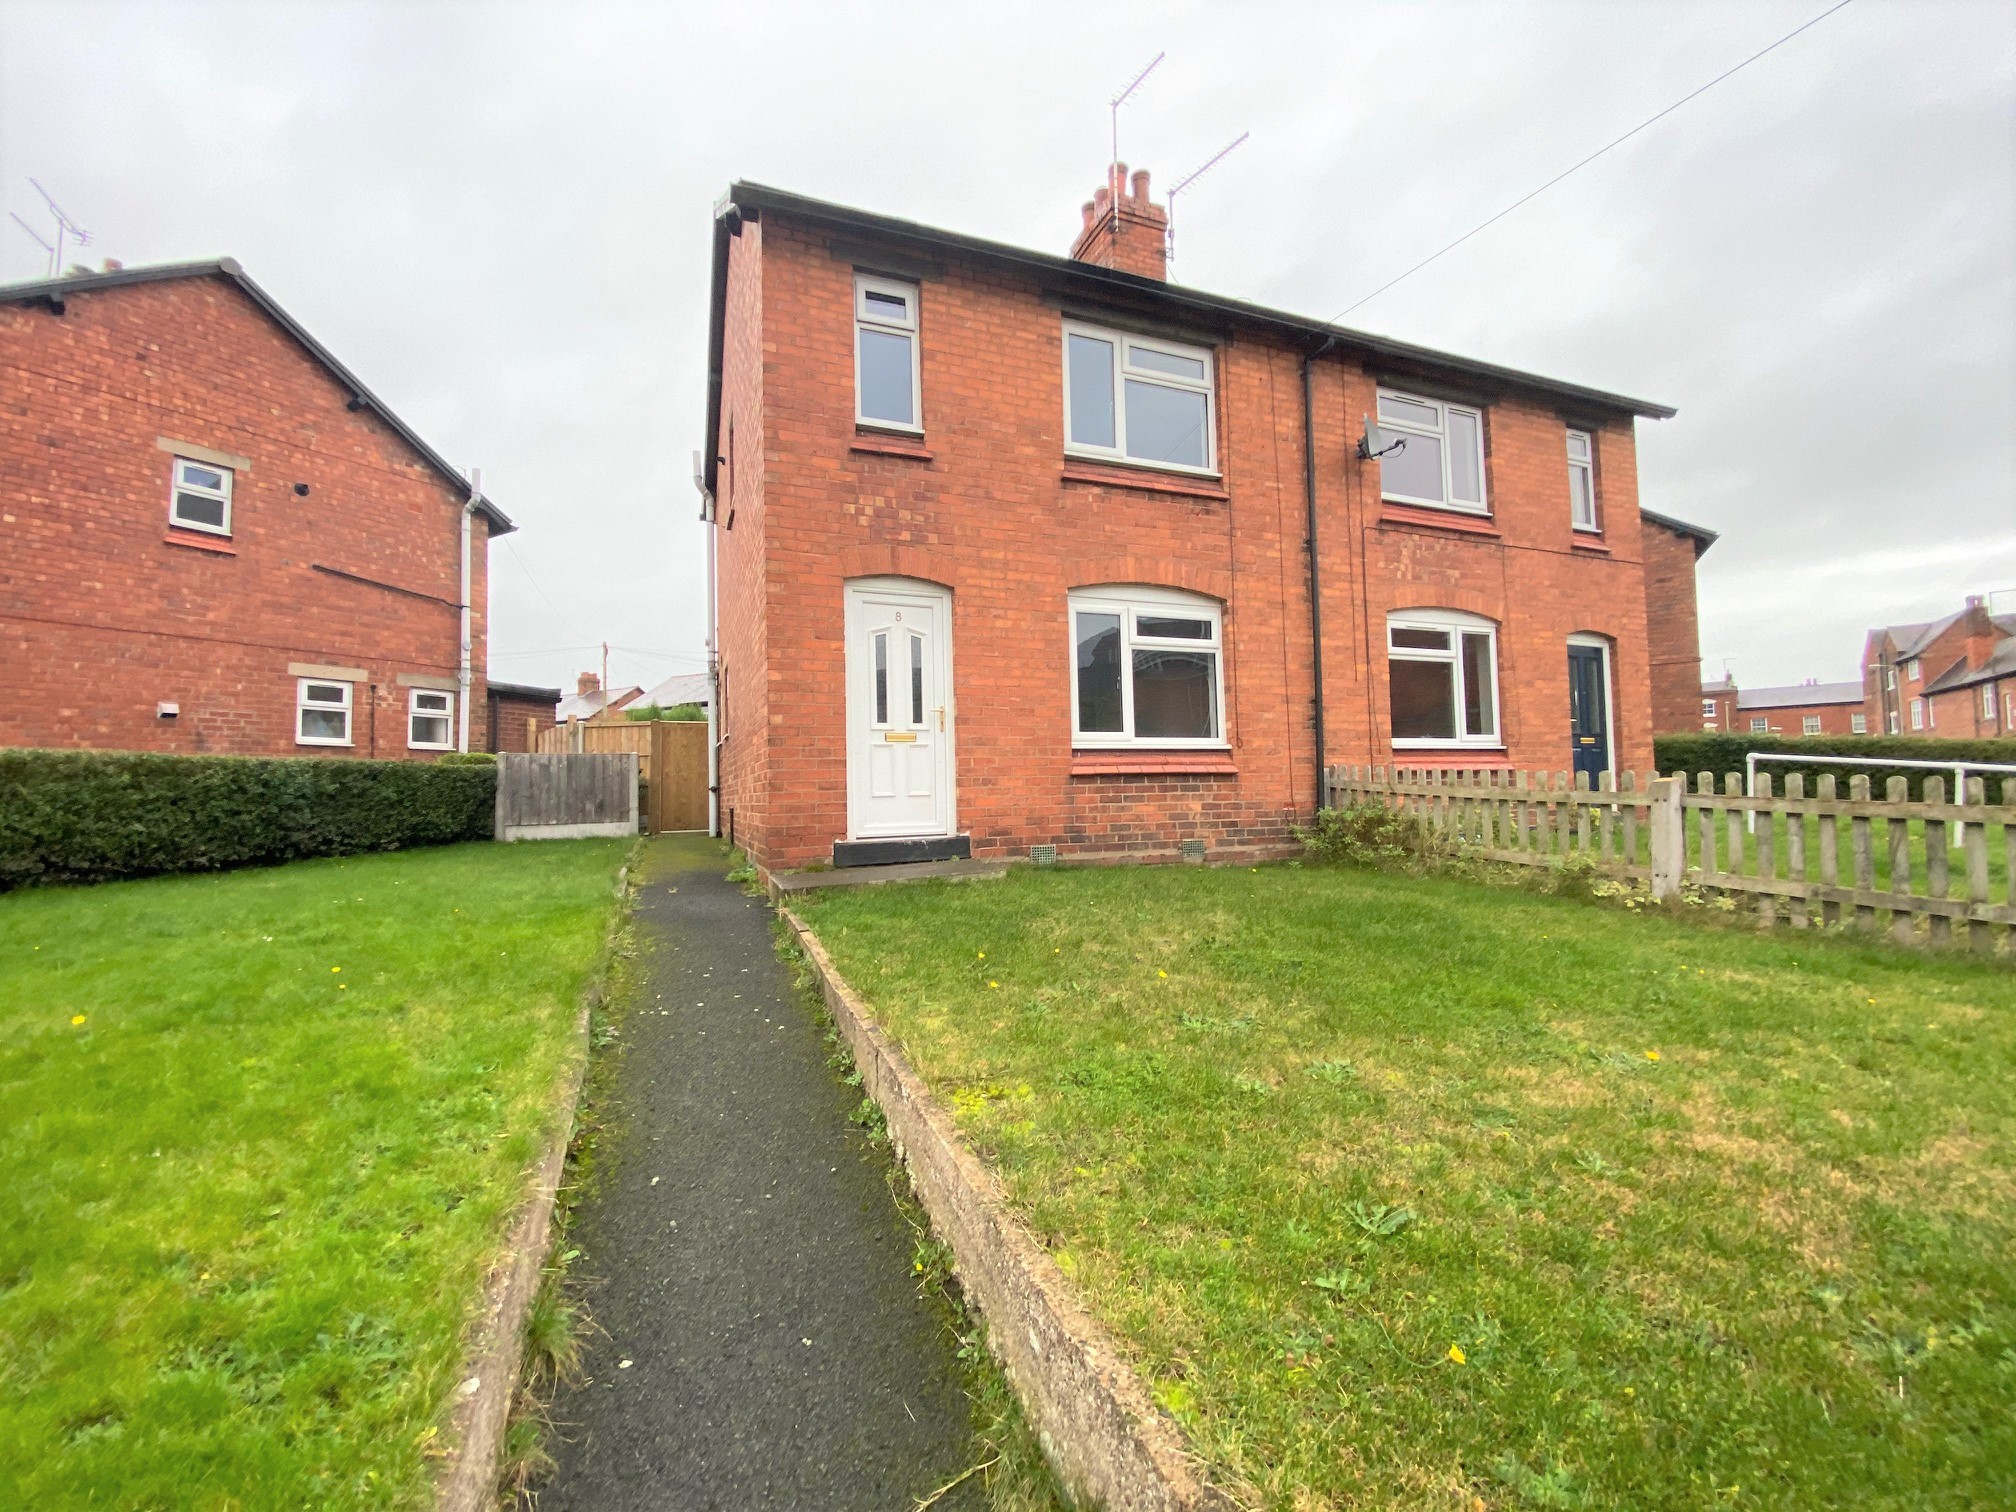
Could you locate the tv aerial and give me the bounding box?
[1165,132,1249,267]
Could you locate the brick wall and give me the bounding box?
[1735,701,1864,738]
[488,691,557,753]
[0,275,486,758]
[1642,522,1705,733]
[718,210,1666,872]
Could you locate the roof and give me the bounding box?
[0,259,513,534]
[556,685,643,723]
[1640,506,1719,554]
[486,680,562,702]
[1737,681,1865,710]
[703,181,1677,502]
[637,671,712,707]
[1702,675,1737,694]
[1924,638,2016,695]
[1871,611,1961,662]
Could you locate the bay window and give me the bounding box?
[1070,587,1224,746]
[1376,389,1487,514]
[1386,610,1499,747]
[1063,323,1216,473]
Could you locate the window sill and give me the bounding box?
[1386,748,1512,768]
[164,528,237,555]
[1569,532,1610,553]
[1072,749,1237,776]
[852,429,934,461]
[1377,502,1498,537]
[1061,460,1229,500]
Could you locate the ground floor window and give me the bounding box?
[1070,587,1224,746]
[409,689,454,750]
[1802,714,1822,735]
[1911,697,1925,730]
[1750,716,1769,733]
[297,679,353,745]
[1387,609,1498,746]
[1851,712,1867,733]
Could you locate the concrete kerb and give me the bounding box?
[781,908,1243,1512]
[434,875,629,1510]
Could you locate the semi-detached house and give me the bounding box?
[704,169,1703,873]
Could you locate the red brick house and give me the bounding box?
[1864,598,2016,738]
[703,172,1699,872]
[1722,680,1867,737]
[1,259,511,759]
[1642,508,1719,733]
[486,681,561,753]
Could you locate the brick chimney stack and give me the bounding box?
[1069,163,1167,281]
[577,671,601,696]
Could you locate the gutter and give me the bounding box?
[1301,338,1336,812]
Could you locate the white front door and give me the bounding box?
[845,579,955,840]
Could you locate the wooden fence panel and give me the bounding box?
[496,753,638,840]
[646,721,710,833]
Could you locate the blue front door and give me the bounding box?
[1568,643,1610,785]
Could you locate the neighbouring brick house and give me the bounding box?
[1642,507,1719,733]
[1714,679,1867,737]
[1864,597,2016,738]
[556,672,642,725]
[486,680,561,753]
[1,259,511,759]
[704,171,1705,872]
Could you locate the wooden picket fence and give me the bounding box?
[1325,765,2016,954]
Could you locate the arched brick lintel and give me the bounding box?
[837,544,960,591]
[1067,558,1232,603]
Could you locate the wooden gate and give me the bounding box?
[495,753,639,840]
[647,721,709,833]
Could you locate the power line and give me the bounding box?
[503,538,595,645]
[1326,0,1857,323]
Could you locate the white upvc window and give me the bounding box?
[408,689,454,750]
[1802,714,1822,736]
[1851,712,1867,734]
[1387,609,1499,747]
[1376,389,1487,514]
[1070,586,1225,747]
[1910,697,1925,730]
[1750,716,1769,733]
[1701,697,1718,726]
[1566,429,1598,531]
[1063,322,1217,474]
[297,679,353,746]
[1906,659,1921,681]
[170,456,233,535]
[854,275,921,431]
[1887,709,1900,734]
[1983,684,1997,719]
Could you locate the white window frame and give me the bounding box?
[1910,697,1925,731]
[1851,712,1868,734]
[1906,659,1921,681]
[1802,714,1822,736]
[296,678,353,747]
[1750,716,1770,733]
[1701,697,1718,726]
[1887,709,1900,734]
[169,455,233,536]
[1566,428,1598,532]
[1375,388,1489,515]
[1061,320,1218,476]
[854,274,922,433]
[1983,684,1997,719]
[408,688,455,751]
[1068,586,1226,749]
[1386,608,1501,749]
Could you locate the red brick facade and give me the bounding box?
[1643,516,1713,733]
[708,182,1682,872]
[1,267,503,759]
[487,683,560,753]
[1863,599,2016,739]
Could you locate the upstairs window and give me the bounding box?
[1984,685,1997,719]
[1701,698,1718,726]
[1377,389,1486,514]
[1910,697,1925,730]
[170,457,233,535]
[1070,587,1224,746]
[1566,429,1597,531]
[1387,610,1498,747]
[1906,658,1921,681]
[1851,712,1868,734]
[1063,323,1216,473]
[297,679,353,746]
[855,275,920,431]
[409,689,454,750]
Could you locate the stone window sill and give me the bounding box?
[1061,460,1229,500]
[1071,750,1237,776]
[164,529,237,555]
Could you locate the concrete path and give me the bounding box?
[543,834,980,1511]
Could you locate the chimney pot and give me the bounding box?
[1131,168,1150,201]
[101,258,124,272]
[1068,162,1168,280]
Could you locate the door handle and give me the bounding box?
[936,705,946,731]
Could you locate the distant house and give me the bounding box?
[0,259,513,759]
[1700,675,1738,732]
[635,671,711,711]
[556,673,642,725]
[1719,680,1867,738]
[1862,597,2015,738]
[486,681,561,752]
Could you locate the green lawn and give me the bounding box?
[0,840,626,1508]
[797,864,2016,1511]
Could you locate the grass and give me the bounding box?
[0,839,628,1508]
[797,862,2016,1510]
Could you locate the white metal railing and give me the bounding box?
[1745,751,2016,839]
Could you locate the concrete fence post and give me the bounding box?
[1649,776,1684,901]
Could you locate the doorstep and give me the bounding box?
[768,857,1007,897]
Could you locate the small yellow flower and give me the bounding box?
[1645,1049,1660,1061]
[976,951,985,959]
[987,980,998,989]
[1447,1344,1466,1364]
[1157,969,1168,979]
[71,1014,87,1026]
[331,966,341,973]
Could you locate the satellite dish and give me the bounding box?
[1356,417,1406,461]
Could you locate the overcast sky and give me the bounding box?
[4,0,2011,696]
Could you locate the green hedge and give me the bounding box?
[1652,733,2016,801]
[0,750,496,889]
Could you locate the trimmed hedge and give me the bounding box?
[1652,733,2016,802]
[0,750,497,889]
